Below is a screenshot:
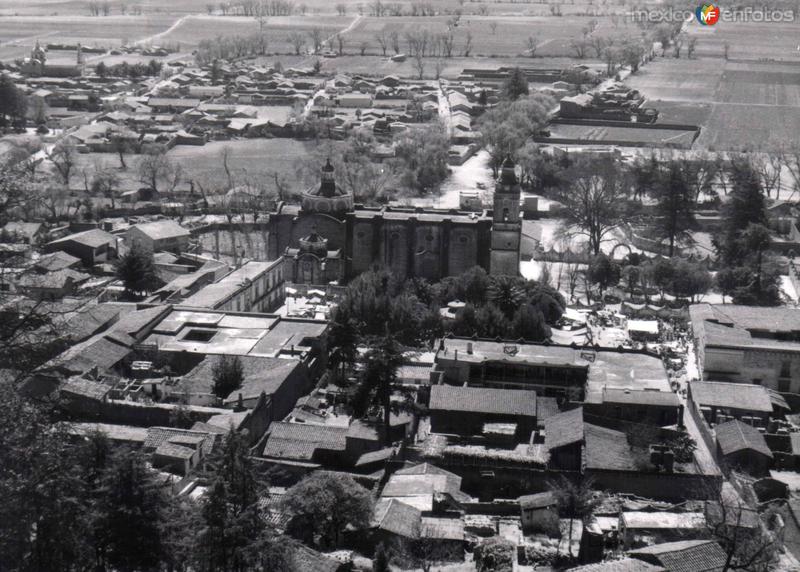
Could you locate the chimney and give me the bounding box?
[467,342,473,355]
[454,349,458,361]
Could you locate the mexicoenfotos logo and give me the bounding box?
[696,3,721,25]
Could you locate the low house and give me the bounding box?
[144,426,216,476]
[16,268,90,300]
[369,498,421,553]
[45,228,118,266]
[381,463,470,512]
[2,222,46,244]
[629,540,727,572]
[428,385,538,441]
[620,511,707,549]
[715,419,773,476]
[586,388,681,427]
[519,491,559,534]
[126,220,190,253]
[689,381,775,428]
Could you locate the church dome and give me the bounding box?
[301,160,354,215]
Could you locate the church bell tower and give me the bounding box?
[490,157,522,276]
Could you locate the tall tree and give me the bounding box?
[501,67,529,101]
[715,158,767,267]
[212,355,244,400]
[551,156,630,256]
[356,333,405,445]
[94,452,169,571]
[651,161,696,256]
[282,472,373,549]
[115,245,159,297]
[549,475,602,559]
[198,430,292,571]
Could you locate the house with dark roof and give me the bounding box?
[689,380,777,428]
[181,354,311,413]
[585,387,681,427]
[519,491,559,534]
[544,407,584,470]
[714,419,773,476]
[428,384,538,441]
[629,540,726,572]
[690,304,800,393]
[45,228,118,266]
[16,268,90,300]
[567,559,664,572]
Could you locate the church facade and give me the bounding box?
[275,159,522,284]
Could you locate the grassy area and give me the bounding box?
[68,138,317,193]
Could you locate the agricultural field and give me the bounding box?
[339,14,640,58]
[627,19,800,152]
[546,123,698,148]
[0,14,177,60]
[157,15,352,53]
[687,20,800,62]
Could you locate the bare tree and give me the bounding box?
[462,30,472,57]
[137,148,182,196]
[490,21,498,35]
[335,2,347,15]
[287,31,306,55]
[589,35,606,58]
[412,52,425,80]
[335,33,346,56]
[46,140,78,188]
[551,156,630,256]
[220,145,235,189]
[389,30,400,54]
[571,38,588,59]
[705,485,781,572]
[527,34,540,57]
[687,36,698,58]
[308,27,324,53]
[359,41,368,55]
[374,30,389,55]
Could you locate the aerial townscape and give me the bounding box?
[2,0,800,570]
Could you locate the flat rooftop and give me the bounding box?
[181,260,280,309]
[143,307,326,357]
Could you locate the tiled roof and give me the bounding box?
[690,303,800,353]
[262,422,347,460]
[421,517,465,540]
[602,388,680,407]
[584,423,638,471]
[155,441,195,460]
[182,354,300,401]
[60,376,110,400]
[34,251,81,272]
[544,407,584,451]
[48,228,116,249]
[519,491,558,509]
[567,558,664,571]
[289,545,342,572]
[429,385,537,417]
[536,396,560,423]
[372,499,421,539]
[715,420,773,458]
[144,427,215,456]
[630,540,726,572]
[690,381,773,413]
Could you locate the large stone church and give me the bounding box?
[273,158,522,284]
